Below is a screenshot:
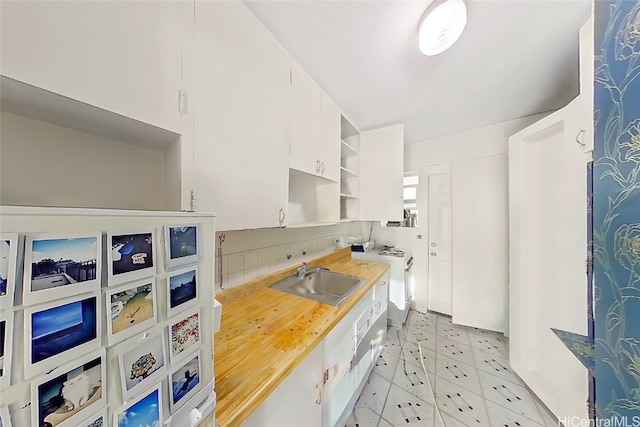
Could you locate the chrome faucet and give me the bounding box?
[296,262,330,279]
[296,262,309,278]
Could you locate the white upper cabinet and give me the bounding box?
[320,92,342,183]
[0,1,183,133]
[289,62,340,182]
[359,124,405,221]
[290,62,321,175]
[192,1,290,231]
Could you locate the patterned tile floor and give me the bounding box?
[344,310,559,427]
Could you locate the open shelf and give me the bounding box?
[339,115,360,221]
[0,76,180,150]
[340,166,358,177]
[288,169,340,226]
[0,76,185,211]
[340,196,358,220]
[341,139,359,157]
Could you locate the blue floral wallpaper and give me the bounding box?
[594,0,640,418]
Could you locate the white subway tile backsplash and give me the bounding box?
[244,253,258,269]
[227,271,244,287]
[222,254,228,274]
[244,267,258,282]
[228,254,244,274]
[269,246,284,265]
[258,250,269,274]
[217,235,342,289]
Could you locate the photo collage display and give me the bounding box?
[0,224,205,427]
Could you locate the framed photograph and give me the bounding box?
[106,279,157,345]
[23,233,101,306]
[107,230,156,286]
[31,350,106,427]
[169,309,201,364]
[169,351,201,412]
[114,383,162,427]
[118,332,167,400]
[0,233,19,310]
[24,293,101,379]
[0,406,13,427]
[166,267,198,318]
[77,407,107,427]
[0,312,14,390]
[164,224,201,271]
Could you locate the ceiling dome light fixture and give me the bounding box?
[418,0,467,56]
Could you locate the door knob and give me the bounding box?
[430,252,437,256]
[431,242,437,247]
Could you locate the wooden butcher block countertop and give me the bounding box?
[213,247,389,427]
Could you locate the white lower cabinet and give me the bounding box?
[322,309,358,427]
[241,341,324,427]
[243,279,388,427]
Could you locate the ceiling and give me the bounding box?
[243,0,592,144]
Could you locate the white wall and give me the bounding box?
[368,113,550,316]
[0,112,166,210]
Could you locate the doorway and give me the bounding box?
[427,166,452,316]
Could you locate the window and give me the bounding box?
[403,173,419,215]
[385,173,419,227]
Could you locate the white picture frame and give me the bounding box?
[106,279,158,346]
[77,407,108,427]
[117,331,167,400]
[31,349,106,427]
[0,233,19,311]
[107,230,156,286]
[0,312,14,391]
[22,232,101,306]
[166,267,199,318]
[164,223,201,271]
[0,406,13,427]
[169,351,202,412]
[24,293,102,379]
[168,308,201,364]
[114,382,163,427]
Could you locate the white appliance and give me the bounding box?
[353,247,413,327]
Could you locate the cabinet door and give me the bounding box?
[289,62,323,177]
[373,272,389,321]
[0,1,183,133]
[242,342,323,427]
[323,325,357,427]
[192,1,289,231]
[320,92,341,183]
[508,104,589,421]
[359,124,404,221]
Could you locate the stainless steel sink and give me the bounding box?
[268,268,368,306]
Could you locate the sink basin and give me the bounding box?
[269,269,368,306]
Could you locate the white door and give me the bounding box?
[451,154,509,333]
[427,171,453,316]
[508,98,589,420]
